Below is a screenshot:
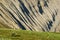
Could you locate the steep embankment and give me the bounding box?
[0,0,60,32]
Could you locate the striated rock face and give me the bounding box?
[0,0,60,32]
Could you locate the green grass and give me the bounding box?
[0,29,60,40]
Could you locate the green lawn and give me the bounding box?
[0,29,60,40]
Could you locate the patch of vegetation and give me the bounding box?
[0,29,60,40]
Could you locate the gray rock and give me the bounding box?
[0,0,60,32]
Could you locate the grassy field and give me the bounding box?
[0,28,60,40]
